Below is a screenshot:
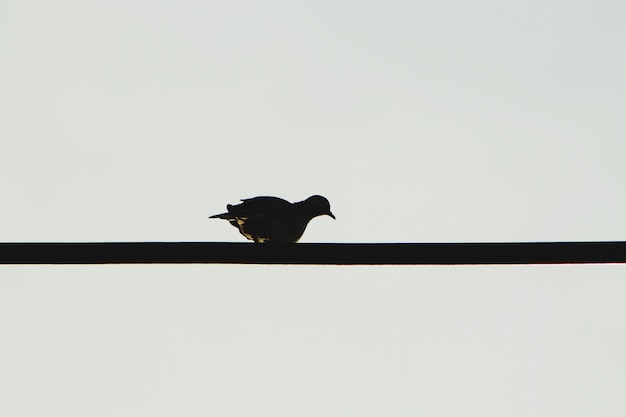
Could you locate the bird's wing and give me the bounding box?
[229,196,293,219]
[210,196,293,220]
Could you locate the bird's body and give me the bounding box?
[209,195,335,243]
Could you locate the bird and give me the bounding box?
[209,195,335,243]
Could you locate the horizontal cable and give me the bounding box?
[1,241,625,265]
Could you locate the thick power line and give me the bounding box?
[1,241,625,265]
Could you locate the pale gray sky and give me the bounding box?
[1,0,625,416]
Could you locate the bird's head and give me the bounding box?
[303,195,335,219]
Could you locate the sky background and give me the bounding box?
[1,0,626,416]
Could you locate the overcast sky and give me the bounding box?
[1,0,626,416]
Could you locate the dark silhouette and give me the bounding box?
[209,195,335,243]
[2,241,626,264]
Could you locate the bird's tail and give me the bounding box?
[209,204,236,219]
[209,212,231,219]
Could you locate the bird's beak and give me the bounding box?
[328,211,336,220]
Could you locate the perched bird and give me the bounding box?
[209,195,335,243]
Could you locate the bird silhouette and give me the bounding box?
[209,195,335,243]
